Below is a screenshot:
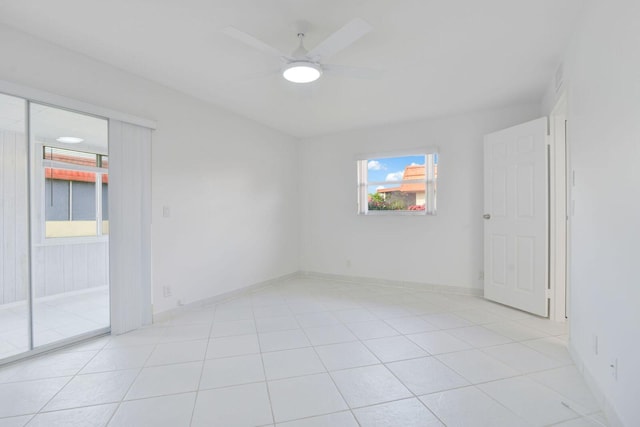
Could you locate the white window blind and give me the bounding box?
[108,120,152,334]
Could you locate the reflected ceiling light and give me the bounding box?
[282,61,322,83]
[56,136,84,144]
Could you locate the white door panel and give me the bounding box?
[484,117,548,317]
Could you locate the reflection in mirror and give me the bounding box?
[0,93,29,360]
[31,103,110,348]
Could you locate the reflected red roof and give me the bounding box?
[45,168,108,183]
[44,152,108,183]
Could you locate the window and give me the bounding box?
[43,146,109,238]
[357,153,437,215]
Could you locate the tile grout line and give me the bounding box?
[357,300,573,424]
[187,305,217,427]
[102,332,162,426]
[0,279,585,426]
[27,336,109,420]
[283,286,569,424]
[320,298,449,426]
[251,295,278,427]
[285,296,363,427]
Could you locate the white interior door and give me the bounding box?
[484,117,548,317]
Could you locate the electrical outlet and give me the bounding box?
[346,259,352,268]
[478,271,484,280]
[593,335,599,355]
[163,286,172,298]
[610,359,618,380]
[162,206,171,218]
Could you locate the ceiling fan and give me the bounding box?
[221,18,376,83]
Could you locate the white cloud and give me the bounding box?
[386,171,404,181]
[376,185,385,190]
[368,160,385,170]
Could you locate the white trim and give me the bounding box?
[300,271,483,296]
[153,272,300,322]
[549,92,568,321]
[569,344,623,426]
[363,210,427,217]
[153,271,483,322]
[0,79,156,130]
[367,179,425,186]
[34,236,109,247]
[43,160,108,174]
[0,329,110,367]
[354,146,439,161]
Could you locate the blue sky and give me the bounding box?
[367,155,424,183]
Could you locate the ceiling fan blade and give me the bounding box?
[307,18,372,61]
[323,64,384,80]
[221,27,290,59]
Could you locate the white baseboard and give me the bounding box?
[299,271,484,297]
[152,272,299,323]
[153,271,483,322]
[569,343,623,427]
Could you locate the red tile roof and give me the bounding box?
[399,165,426,192]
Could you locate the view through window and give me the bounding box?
[43,147,109,238]
[357,153,438,215]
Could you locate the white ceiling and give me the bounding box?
[0,0,585,138]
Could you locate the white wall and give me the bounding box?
[542,1,640,424]
[299,104,540,291]
[0,24,299,314]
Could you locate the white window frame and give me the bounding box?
[356,148,438,216]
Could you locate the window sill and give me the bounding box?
[35,235,109,247]
[359,211,433,216]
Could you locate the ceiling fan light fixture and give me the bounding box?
[56,136,84,144]
[282,61,322,83]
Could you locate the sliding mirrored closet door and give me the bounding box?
[0,94,111,363]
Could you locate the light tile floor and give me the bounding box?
[0,277,607,426]
[0,287,110,360]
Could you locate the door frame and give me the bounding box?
[548,92,568,321]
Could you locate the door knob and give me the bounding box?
[483,214,491,219]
